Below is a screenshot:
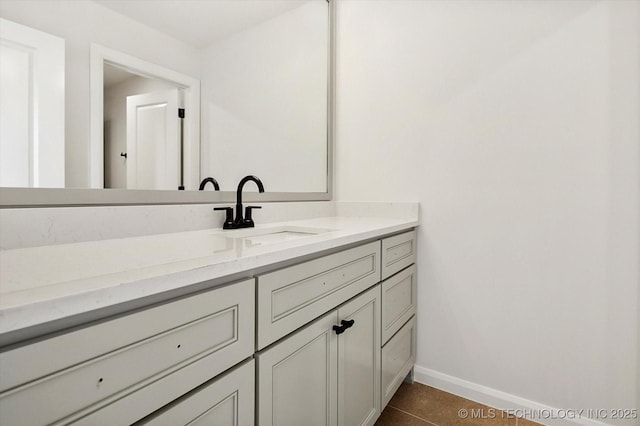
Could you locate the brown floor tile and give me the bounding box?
[387,382,464,421]
[375,406,432,425]
[387,382,517,426]
[516,418,542,426]
[459,400,518,426]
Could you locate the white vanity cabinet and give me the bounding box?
[257,229,417,426]
[0,224,419,426]
[0,279,255,426]
[257,285,381,426]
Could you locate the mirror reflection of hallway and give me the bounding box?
[103,63,184,190]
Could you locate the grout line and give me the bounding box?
[387,405,440,426]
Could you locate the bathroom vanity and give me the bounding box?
[0,215,418,426]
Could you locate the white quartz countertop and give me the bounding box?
[0,215,418,336]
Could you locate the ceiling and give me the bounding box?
[93,0,309,48]
[103,63,137,88]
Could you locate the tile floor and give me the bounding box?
[375,382,541,426]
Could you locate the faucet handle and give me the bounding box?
[214,207,234,229]
[244,206,262,227]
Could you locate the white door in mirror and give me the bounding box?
[0,18,64,188]
[126,89,181,190]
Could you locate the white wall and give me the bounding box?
[0,0,200,188]
[336,0,639,422]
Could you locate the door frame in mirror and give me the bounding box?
[0,0,334,208]
[90,43,201,190]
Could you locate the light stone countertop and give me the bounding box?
[0,215,418,337]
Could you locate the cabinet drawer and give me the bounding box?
[0,279,255,426]
[257,241,380,349]
[137,359,254,426]
[381,316,416,408]
[381,230,416,280]
[381,265,416,344]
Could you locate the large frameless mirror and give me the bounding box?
[0,0,333,206]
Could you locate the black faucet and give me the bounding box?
[199,177,220,191]
[215,175,264,229]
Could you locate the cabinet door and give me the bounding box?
[138,359,254,426]
[257,310,338,426]
[337,285,381,426]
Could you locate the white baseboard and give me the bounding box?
[413,365,612,426]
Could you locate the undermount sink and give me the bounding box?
[242,230,321,246]
[218,225,334,247]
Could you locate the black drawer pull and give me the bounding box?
[333,319,355,335]
[341,319,355,329]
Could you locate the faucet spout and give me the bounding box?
[235,175,264,224]
[199,177,220,191]
[214,175,264,229]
